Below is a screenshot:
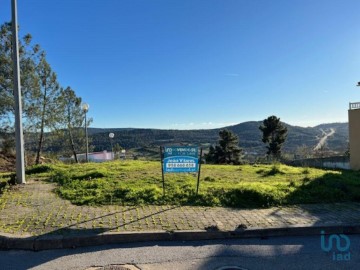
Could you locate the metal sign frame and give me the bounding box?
[160,146,203,196]
[163,146,199,173]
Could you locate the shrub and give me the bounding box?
[26,164,52,175]
[52,170,72,185]
[73,171,106,180]
[204,176,216,182]
[266,164,283,176]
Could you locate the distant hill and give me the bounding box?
[89,121,349,155]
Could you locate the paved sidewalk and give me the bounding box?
[1,181,360,250]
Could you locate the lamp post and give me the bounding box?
[82,103,89,162]
[109,133,114,160]
[12,0,25,184]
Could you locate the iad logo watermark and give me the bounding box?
[320,230,351,261]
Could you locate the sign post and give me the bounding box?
[160,146,202,195]
[196,148,203,195]
[160,146,165,196]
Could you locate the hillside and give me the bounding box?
[0,121,349,161]
[89,121,349,155]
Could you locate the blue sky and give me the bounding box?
[1,0,360,129]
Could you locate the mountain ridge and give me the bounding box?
[88,121,349,155]
[88,121,348,133]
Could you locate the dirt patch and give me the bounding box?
[0,152,50,173]
[0,152,15,172]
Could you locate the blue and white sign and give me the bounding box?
[163,146,198,173]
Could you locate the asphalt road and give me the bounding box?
[1,234,359,270]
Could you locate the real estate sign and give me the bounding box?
[163,146,199,173]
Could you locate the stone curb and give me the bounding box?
[1,224,360,251]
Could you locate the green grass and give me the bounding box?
[23,161,360,208]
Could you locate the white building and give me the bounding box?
[76,151,114,162]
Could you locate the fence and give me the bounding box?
[286,156,350,170]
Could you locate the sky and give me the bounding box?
[1,0,360,129]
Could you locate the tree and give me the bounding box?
[56,87,85,163]
[1,22,88,162]
[295,145,313,159]
[1,22,44,163]
[205,145,217,164]
[112,143,123,159]
[0,22,41,126]
[205,129,242,164]
[259,115,288,159]
[29,54,61,164]
[0,125,15,156]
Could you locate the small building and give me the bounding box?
[349,102,360,170]
[76,151,114,162]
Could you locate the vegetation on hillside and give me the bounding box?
[54,122,349,158]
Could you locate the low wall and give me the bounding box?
[287,156,350,170]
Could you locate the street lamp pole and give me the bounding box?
[109,133,114,159]
[11,0,25,184]
[82,103,89,162]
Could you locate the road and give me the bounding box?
[1,234,359,270]
[313,128,335,151]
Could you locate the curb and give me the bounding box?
[1,224,360,251]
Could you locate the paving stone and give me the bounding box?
[1,181,360,238]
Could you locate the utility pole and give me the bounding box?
[109,133,114,159]
[82,103,89,162]
[11,0,26,184]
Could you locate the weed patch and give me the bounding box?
[204,176,216,182]
[73,171,106,181]
[19,161,360,208]
[26,164,52,175]
[264,164,284,176]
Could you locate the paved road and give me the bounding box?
[314,128,335,151]
[1,234,359,270]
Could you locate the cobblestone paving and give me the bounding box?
[1,181,360,236]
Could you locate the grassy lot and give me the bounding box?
[15,160,360,208]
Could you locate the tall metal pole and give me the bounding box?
[160,146,165,196]
[109,133,114,159]
[11,0,25,184]
[85,111,89,162]
[196,148,203,195]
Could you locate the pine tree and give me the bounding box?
[205,129,242,164]
[1,23,43,158]
[57,87,85,163]
[205,145,216,164]
[259,115,288,159]
[30,54,61,164]
[0,22,41,125]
